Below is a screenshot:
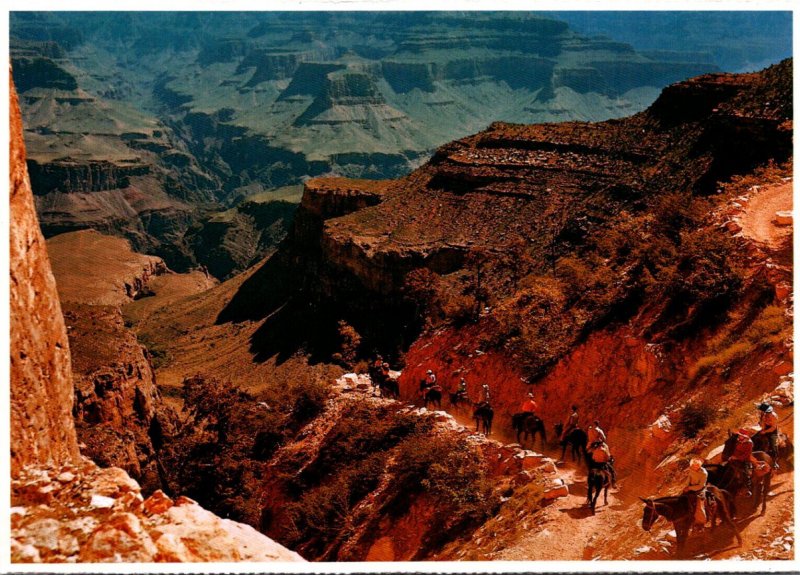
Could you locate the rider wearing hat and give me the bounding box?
[479,383,491,407]
[419,369,436,397]
[683,458,708,527]
[561,405,579,441]
[754,402,779,468]
[520,392,538,416]
[588,438,617,488]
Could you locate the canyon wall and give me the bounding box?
[10,70,80,476]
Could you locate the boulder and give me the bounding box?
[650,414,674,441]
[142,490,173,516]
[706,444,725,465]
[770,377,794,406]
[775,282,792,301]
[774,211,793,226]
[514,450,545,470]
[543,478,569,500]
[539,458,558,474]
[80,512,157,562]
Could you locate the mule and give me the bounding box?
[554,423,587,463]
[449,391,469,411]
[587,466,610,514]
[474,404,493,436]
[752,431,793,470]
[423,386,442,410]
[709,432,774,516]
[640,485,741,555]
[512,413,547,448]
[379,377,399,399]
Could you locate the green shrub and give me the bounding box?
[389,432,498,524]
[690,304,791,379]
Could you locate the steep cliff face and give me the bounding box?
[65,303,176,493]
[10,71,80,476]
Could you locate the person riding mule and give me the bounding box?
[450,377,468,406]
[419,369,442,408]
[586,420,606,450]
[560,405,579,442]
[640,484,742,555]
[420,369,440,394]
[588,439,617,488]
[369,355,385,392]
[725,428,758,497]
[476,383,491,409]
[683,458,708,527]
[511,392,538,432]
[753,402,779,469]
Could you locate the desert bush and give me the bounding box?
[337,320,361,365]
[388,432,498,524]
[690,303,791,379]
[298,403,427,486]
[677,400,717,438]
[161,373,328,525]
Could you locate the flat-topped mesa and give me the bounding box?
[239,49,309,85]
[301,177,389,218]
[47,230,167,306]
[294,71,404,127]
[292,177,389,253]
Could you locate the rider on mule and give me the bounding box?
[754,402,779,468]
[420,369,437,396]
[682,457,708,527]
[512,393,538,429]
[370,355,385,392]
[560,405,579,441]
[727,428,757,497]
[457,377,468,397]
[588,439,617,488]
[478,384,491,408]
[586,420,607,450]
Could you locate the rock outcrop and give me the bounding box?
[11,462,304,563]
[65,303,176,492]
[47,230,167,306]
[10,69,80,476]
[225,60,793,497]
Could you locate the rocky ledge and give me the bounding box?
[11,460,305,563]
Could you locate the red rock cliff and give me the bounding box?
[10,71,79,475]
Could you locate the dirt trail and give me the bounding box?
[495,464,626,560]
[738,180,792,249]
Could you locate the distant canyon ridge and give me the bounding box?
[10,12,791,278]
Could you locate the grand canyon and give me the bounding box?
[8,11,794,564]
